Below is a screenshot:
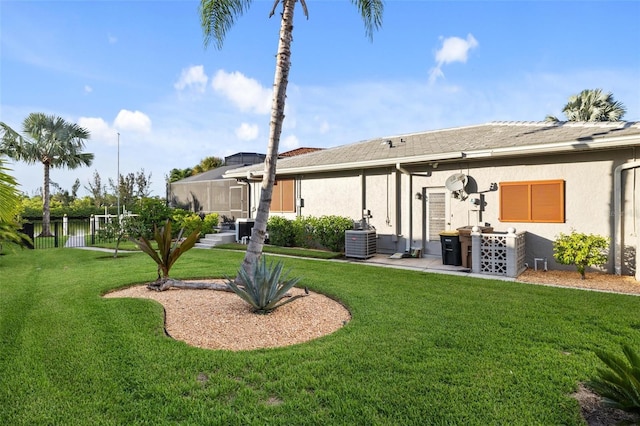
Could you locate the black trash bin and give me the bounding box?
[439,231,462,266]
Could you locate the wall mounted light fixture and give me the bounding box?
[415,192,422,200]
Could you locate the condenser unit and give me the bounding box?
[345,230,377,259]
[236,218,255,243]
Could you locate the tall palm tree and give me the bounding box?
[0,113,93,236]
[545,89,627,122]
[200,0,383,274]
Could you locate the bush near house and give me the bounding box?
[171,210,219,237]
[553,231,609,279]
[267,216,295,247]
[268,215,354,252]
[202,212,219,233]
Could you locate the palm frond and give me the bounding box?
[588,345,640,414]
[200,0,253,50]
[351,0,384,41]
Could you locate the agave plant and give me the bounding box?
[587,345,640,414]
[130,219,200,290]
[226,256,307,314]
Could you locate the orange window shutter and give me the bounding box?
[270,181,283,211]
[531,180,564,222]
[500,183,530,221]
[282,179,295,212]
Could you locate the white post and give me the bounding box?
[471,226,482,274]
[506,227,517,278]
[63,214,69,237]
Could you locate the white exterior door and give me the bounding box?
[423,188,449,255]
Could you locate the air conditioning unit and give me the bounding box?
[345,230,377,259]
[236,218,255,243]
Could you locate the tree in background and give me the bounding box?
[168,156,224,183]
[168,167,193,183]
[85,170,108,208]
[192,156,224,174]
[0,113,93,236]
[199,0,383,277]
[51,178,80,206]
[545,89,627,122]
[109,169,152,211]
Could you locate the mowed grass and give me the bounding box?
[1,248,639,425]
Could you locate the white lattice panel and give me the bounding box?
[480,234,508,276]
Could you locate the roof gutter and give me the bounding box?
[463,135,640,159]
[614,160,640,278]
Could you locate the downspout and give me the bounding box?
[613,160,640,277]
[396,163,412,253]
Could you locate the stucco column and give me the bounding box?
[471,226,482,274]
[505,227,517,278]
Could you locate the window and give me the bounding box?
[499,180,565,223]
[270,178,295,212]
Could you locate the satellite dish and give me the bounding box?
[445,173,468,192]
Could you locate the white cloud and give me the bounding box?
[113,109,152,134]
[235,122,259,141]
[77,117,115,144]
[211,70,272,114]
[84,85,93,94]
[174,65,209,92]
[429,34,479,84]
[108,33,117,44]
[280,134,299,151]
[317,118,330,134]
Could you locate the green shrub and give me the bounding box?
[587,344,640,414]
[130,219,201,287]
[553,231,609,279]
[267,216,295,247]
[171,210,202,238]
[202,213,219,234]
[314,215,354,252]
[133,198,173,237]
[292,216,319,249]
[226,256,306,314]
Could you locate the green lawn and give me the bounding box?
[1,248,639,425]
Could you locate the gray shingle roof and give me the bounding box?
[225,121,640,178]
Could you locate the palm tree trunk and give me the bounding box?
[40,162,53,237]
[240,0,295,278]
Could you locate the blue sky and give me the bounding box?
[2,0,639,199]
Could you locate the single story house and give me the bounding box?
[168,152,265,220]
[225,121,640,280]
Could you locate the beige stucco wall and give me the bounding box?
[248,147,637,277]
[409,149,637,275]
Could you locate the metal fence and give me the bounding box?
[20,216,118,249]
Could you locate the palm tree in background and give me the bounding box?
[0,113,93,236]
[545,89,627,122]
[199,0,384,275]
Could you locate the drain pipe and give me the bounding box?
[614,160,640,277]
[396,163,412,253]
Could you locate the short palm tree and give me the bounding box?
[0,113,93,236]
[0,158,32,250]
[0,158,20,224]
[199,0,384,276]
[546,89,627,122]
